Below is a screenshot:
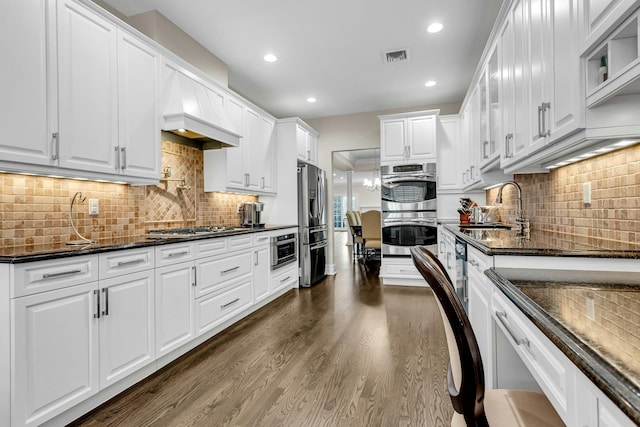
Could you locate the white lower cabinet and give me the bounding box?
[575,369,636,427]
[466,246,495,389]
[12,282,99,427]
[98,270,155,388]
[270,263,298,295]
[155,261,195,357]
[254,243,271,303]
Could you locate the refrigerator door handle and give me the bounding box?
[310,241,328,251]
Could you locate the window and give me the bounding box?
[333,195,358,230]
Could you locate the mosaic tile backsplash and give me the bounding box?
[487,144,639,245]
[0,139,256,247]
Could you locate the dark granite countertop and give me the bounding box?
[444,224,640,258]
[0,225,298,264]
[486,269,640,424]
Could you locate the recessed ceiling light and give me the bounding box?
[264,54,277,63]
[425,80,437,87]
[178,128,185,132]
[427,22,444,33]
[307,97,317,103]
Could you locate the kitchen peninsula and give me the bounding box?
[439,224,640,426]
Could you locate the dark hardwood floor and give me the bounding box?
[71,232,453,426]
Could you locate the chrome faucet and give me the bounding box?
[495,181,529,234]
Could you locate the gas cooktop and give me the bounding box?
[145,226,248,239]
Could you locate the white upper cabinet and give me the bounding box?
[116,32,161,180]
[379,110,438,164]
[57,0,119,174]
[204,97,277,195]
[296,124,319,165]
[583,0,640,48]
[0,0,54,167]
[436,115,463,191]
[1,0,161,183]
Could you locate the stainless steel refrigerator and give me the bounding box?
[298,163,328,287]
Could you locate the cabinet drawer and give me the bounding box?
[253,232,271,247]
[12,255,98,298]
[195,237,227,258]
[468,245,491,271]
[195,252,252,298]
[228,234,253,252]
[195,279,252,336]
[99,248,154,279]
[155,242,195,267]
[271,263,298,293]
[492,291,572,420]
[382,260,420,278]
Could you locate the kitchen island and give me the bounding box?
[438,223,640,426]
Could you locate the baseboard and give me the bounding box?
[325,264,336,275]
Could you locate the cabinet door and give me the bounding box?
[529,0,548,152]
[254,246,270,302]
[0,0,54,166]
[380,118,406,163]
[244,107,261,191]
[155,262,195,357]
[467,255,494,389]
[257,115,276,192]
[306,133,318,165]
[57,0,118,174]
[12,282,99,427]
[99,271,155,388]
[296,126,309,161]
[225,97,246,189]
[117,31,161,180]
[486,47,501,164]
[407,115,437,160]
[547,0,583,142]
[436,116,462,190]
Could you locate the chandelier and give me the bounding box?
[362,149,381,191]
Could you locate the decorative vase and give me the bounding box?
[460,213,471,224]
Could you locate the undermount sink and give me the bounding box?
[458,223,513,230]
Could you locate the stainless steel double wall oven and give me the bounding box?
[381,162,438,256]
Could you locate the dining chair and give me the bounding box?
[361,210,381,265]
[346,210,363,260]
[410,246,565,427]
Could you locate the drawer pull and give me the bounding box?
[43,269,82,279]
[495,311,529,347]
[221,298,240,309]
[281,276,291,283]
[192,266,197,287]
[167,251,189,258]
[221,266,240,274]
[116,258,145,267]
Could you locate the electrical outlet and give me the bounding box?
[89,199,99,215]
[583,182,591,205]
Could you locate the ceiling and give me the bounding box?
[102,0,503,120]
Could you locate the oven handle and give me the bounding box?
[382,219,438,226]
[272,237,297,245]
[382,175,435,183]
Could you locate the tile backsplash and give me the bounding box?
[0,139,256,247]
[487,144,639,244]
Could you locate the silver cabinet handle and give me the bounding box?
[221,266,240,274]
[495,311,529,347]
[115,146,120,170]
[446,252,452,270]
[307,150,311,160]
[254,251,259,266]
[244,173,250,186]
[470,165,475,180]
[116,258,145,267]
[43,269,82,279]
[192,266,197,287]
[483,140,489,159]
[504,133,513,158]
[102,288,109,316]
[51,132,59,161]
[537,104,543,137]
[541,102,551,137]
[281,276,291,283]
[94,289,100,319]
[221,298,240,309]
[167,250,189,258]
[120,147,127,169]
[261,177,265,189]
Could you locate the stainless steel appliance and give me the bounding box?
[271,232,297,270]
[238,202,264,227]
[381,162,437,256]
[298,163,328,287]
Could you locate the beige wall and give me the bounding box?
[91,1,229,86]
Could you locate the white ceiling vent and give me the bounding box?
[383,49,410,63]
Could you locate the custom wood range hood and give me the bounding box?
[161,67,242,149]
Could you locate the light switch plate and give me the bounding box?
[89,199,99,215]
[583,182,591,205]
